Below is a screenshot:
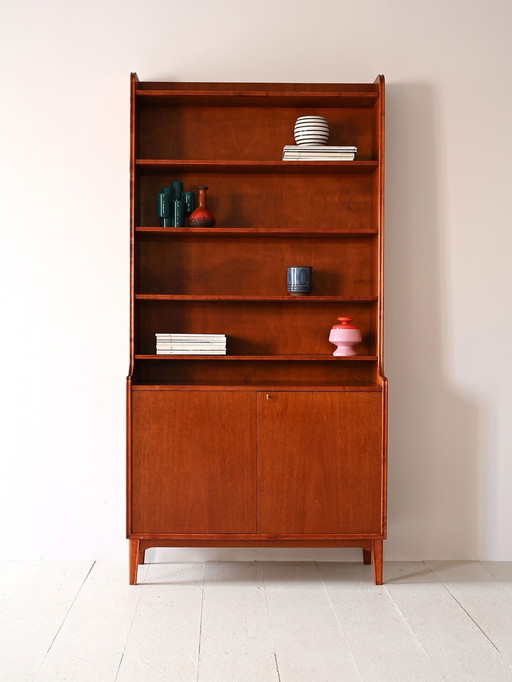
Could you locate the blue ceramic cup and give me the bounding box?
[287,266,312,295]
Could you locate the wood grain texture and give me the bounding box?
[136,170,375,229]
[135,299,376,356]
[137,234,376,297]
[136,80,379,93]
[257,391,384,534]
[129,538,140,585]
[128,75,387,584]
[137,105,375,160]
[131,537,375,547]
[372,539,383,585]
[132,358,380,388]
[130,390,257,534]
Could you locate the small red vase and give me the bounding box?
[188,186,216,227]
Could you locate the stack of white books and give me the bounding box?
[155,333,226,355]
[282,145,357,161]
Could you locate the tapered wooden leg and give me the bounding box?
[137,542,145,567]
[129,539,140,585]
[362,548,372,565]
[372,539,383,585]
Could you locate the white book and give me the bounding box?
[156,341,226,345]
[156,344,226,349]
[156,343,226,350]
[156,339,226,342]
[283,145,357,152]
[283,151,356,156]
[156,350,226,355]
[283,154,355,161]
[156,333,226,340]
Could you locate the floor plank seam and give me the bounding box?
[315,562,363,681]
[260,562,282,682]
[114,563,147,681]
[425,562,512,665]
[195,562,206,682]
[30,560,96,682]
[114,652,124,681]
[383,563,441,672]
[273,652,282,682]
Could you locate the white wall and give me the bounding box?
[1,0,510,562]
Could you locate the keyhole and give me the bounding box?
[266,393,271,400]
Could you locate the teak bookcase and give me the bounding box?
[127,74,387,584]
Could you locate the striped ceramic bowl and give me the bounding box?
[293,116,330,146]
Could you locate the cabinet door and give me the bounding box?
[131,391,257,533]
[257,392,383,534]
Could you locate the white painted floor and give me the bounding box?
[1,561,512,681]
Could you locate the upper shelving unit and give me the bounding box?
[130,74,385,387]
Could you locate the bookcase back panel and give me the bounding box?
[136,106,376,161]
[136,172,375,230]
[136,236,376,297]
[135,300,376,356]
[132,359,379,387]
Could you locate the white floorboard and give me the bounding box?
[385,561,512,681]
[262,562,360,682]
[32,562,147,682]
[2,560,512,682]
[318,562,444,681]
[482,561,512,593]
[197,562,277,682]
[0,561,40,609]
[426,561,512,668]
[0,561,93,682]
[116,562,204,682]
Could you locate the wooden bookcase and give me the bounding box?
[127,74,387,584]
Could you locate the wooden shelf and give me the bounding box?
[135,355,378,361]
[135,89,379,108]
[135,295,378,302]
[135,159,378,174]
[135,227,378,237]
[131,382,383,391]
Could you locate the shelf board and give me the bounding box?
[135,355,378,361]
[131,382,383,391]
[135,295,378,302]
[135,159,378,174]
[135,89,378,108]
[135,227,378,237]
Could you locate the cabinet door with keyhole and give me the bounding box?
[257,391,384,534]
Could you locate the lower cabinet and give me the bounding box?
[130,389,384,536]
